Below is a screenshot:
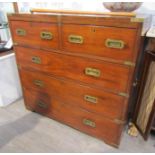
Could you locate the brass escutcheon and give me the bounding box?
[83,119,96,128]
[33,80,44,87]
[37,101,47,109]
[68,35,84,44]
[85,67,101,78]
[31,56,41,64]
[105,39,125,49]
[16,28,26,36]
[40,31,53,40]
[84,95,98,104]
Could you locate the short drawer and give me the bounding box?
[20,69,128,120]
[62,24,137,62]
[24,88,123,147]
[10,21,59,49]
[15,46,131,93]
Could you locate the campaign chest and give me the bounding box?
[8,13,148,147]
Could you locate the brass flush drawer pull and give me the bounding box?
[37,101,47,109]
[40,31,53,40]
[68,35,84,44]
[84,95,98,104]
[83,119,96,128]
[85,67,101,78]
[105,39,125,49]
[16,28,26,36]
[31,56,41,64]
[33,80,44,87]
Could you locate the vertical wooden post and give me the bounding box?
[13,2,19,13]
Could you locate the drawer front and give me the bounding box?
[10,21,59,49]
[15,46,130,93]
[62,24,137,62]
[20,69,128,120]
[24,88,123,146]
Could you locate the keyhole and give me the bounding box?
[92,28,96,32]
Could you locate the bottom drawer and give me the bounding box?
[23,88,124,147]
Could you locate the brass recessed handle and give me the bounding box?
[68,35,84,44]
[40,31,53,40]
[105,39,125,49]
[83,119,96,128]
[37,101,47,109]
[33,80,44,87]
[16,28,26,36]
[31,56,41,64]
[85,67,101,78]
[84,95,98,104]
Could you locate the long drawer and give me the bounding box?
[15,46,131,93]
[62,24,137,62]
[23,88,123,147]
[10,21,59,49]
[20,69,128,120]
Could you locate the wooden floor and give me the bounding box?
[0,99,154,153]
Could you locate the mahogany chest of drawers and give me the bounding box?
[8,13,148,147]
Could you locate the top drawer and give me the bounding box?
[10,21,59,49]
[62,24,137,62]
